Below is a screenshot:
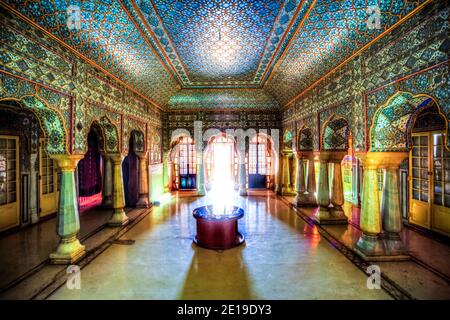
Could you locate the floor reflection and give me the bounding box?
[179,244,254,299]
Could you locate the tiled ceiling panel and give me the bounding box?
[2,0,179,107]
[130,0,310,88]
[265,0,428,106]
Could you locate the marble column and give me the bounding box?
[136,152,150,208]
[197,162,206,196]
[102,155,113,208]
[314,154,330,223]
[305,154,318,206]
[108,154,129,226]
[382,153,408,256]
[294,152,317,206]
[197,144,206,196]
[274,153,282,195]
[238,151,248,196]
[30,153,39,224]
[314,151,348,224]
[330,158,348,224]
[293,152,306,206]
[163,151,170,193]
[354,152,409,261]
[49,154,85,264]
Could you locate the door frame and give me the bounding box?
[39,138,58,217]
[0,135,20,232]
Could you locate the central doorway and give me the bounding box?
[248,134,272,189]
[207,135,236,192]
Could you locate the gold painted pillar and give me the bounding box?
[330,155,348,223]
[102,155,113,208]
[314,152,347,224]
[274,152,282,195]
[49,154,85,264]
[108,154,129,226]
[136,152,150,208]
[281,150,295,195]
[354,152,409,261]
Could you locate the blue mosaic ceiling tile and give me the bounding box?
[167,88,280,110]
[3,0,179,107]
[128,0,309,88]
[266,0,428,106]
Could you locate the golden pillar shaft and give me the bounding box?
[108,154,129,226]
[136,153,150,208]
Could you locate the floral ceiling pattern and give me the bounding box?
[1,0,430,108]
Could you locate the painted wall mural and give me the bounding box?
[321,115,349,151]
[0,10,162,159]
[1,0,178,107]
[298,127,313,151]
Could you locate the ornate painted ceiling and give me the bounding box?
[1,0,429,109]
[168,88,280,110]
[265,0,428,106]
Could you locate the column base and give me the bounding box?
[102,196,113,209]
[293,193,317,207]
[354,233,410,261]
[312,206,348,225]
[108,208,129,227]
[49,236,86,265]
[136,194,150,208]
[281,187,296,196]
[274,184,282,195]
[197,188,206,196]
[30,210,39,224]
[239,187,248,196]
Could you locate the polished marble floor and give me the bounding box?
[49,190,390,300]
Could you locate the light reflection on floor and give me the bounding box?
[48,192,390,300]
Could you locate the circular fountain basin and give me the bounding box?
[193,205,245,250]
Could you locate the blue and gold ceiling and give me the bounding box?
[0,0,429,109]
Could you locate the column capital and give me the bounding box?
[50,154,84,172]
[356,151,408,169]
[136,151,149,161]
[107,153,125,164]
[313,151,346,162]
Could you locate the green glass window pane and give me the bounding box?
[445,195,450,208]
[420,169,428,179]
[420,147,428,157]
[420,136,428,146]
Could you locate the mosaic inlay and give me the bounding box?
[267,0,428,106]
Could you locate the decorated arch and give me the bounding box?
[0,96,68,154]
[321,114,350,151]
[86,115,120,154]
[297,126,313,151]
[370,91,447,152]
